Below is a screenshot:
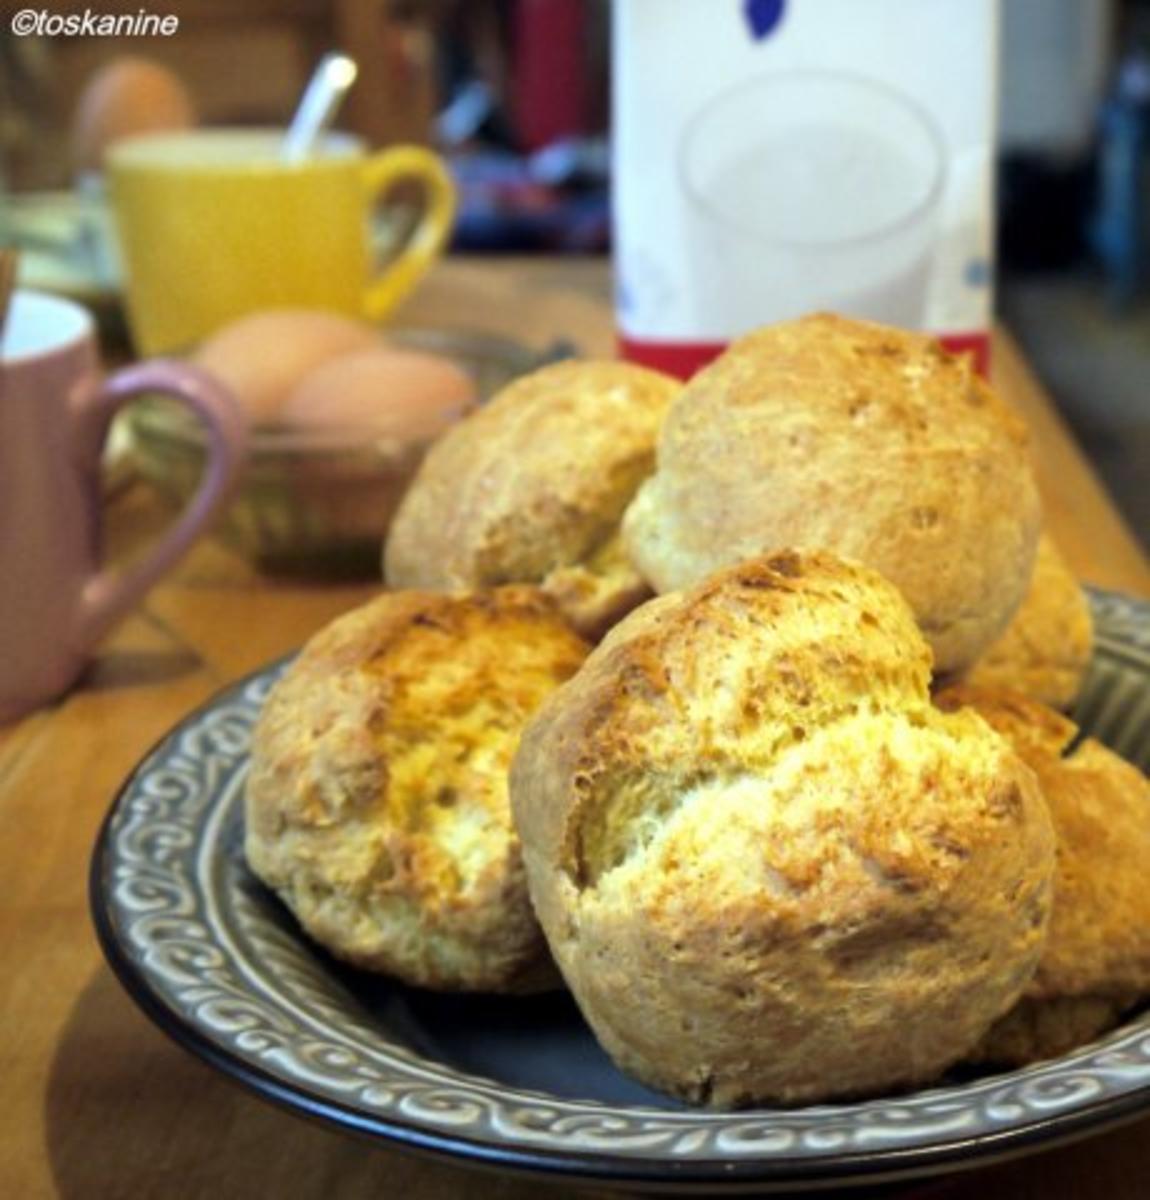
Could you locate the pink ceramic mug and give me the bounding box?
[0,290,247,723]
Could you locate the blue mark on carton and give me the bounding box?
[744,0,785,40]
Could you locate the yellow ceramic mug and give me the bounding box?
[108,129,456,355]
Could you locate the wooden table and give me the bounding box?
[1,259,1148,1199]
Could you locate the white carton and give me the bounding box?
[613,0,997,377]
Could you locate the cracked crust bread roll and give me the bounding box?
[958,532,1094,709]
[510,551,1056,1107]
[384,360,680,640]
[622,313,1042,674]
[937,685,1150,1066]
[245,587,589,993]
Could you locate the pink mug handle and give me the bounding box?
[74,360,248,650]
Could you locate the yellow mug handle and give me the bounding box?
[362,145,457,322]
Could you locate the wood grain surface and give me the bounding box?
[1,258,1147,1199]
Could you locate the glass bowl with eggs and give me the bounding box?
[126,311,562,576]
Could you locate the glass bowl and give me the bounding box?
[126,328,568,577]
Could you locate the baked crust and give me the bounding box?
[245,587,589,992]
[622,313,1042,673]
[384,360,679,639]
[511,551,1055,1106]
[939,685,1150,1065]
[959,532,1094,709]
[968,995,1134,1066]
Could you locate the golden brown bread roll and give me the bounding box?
[938,685,1150,1065]
[384,360,679,640]
[511,551,1055,1107]
[245,587,589,992]
[967,996,1133,1069]
[623,313,1042,673]
[959,532,1094,709]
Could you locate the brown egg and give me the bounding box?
[71,56,196,174]
[279,347,477,443]
[191,310,384,425]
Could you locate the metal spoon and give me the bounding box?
[281,53,359,162]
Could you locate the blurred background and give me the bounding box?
[0,0,1146,545]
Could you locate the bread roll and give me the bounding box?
[623,314,1042,673]
[385,360,679,640]
[959,532,1093,708]
[245,587,589,992]
[938,685,1150,1065]
[967,996,1132,1069]
[511,551,1055,1106]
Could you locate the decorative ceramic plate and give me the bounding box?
[91,589,1150,1195]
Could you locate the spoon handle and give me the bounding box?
[282,53,358,162]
